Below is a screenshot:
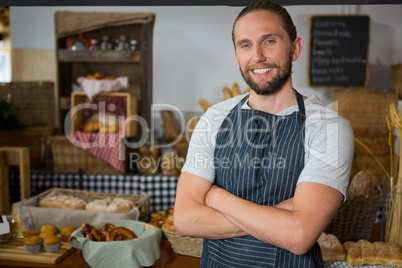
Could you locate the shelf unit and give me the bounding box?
[55,12,155,135]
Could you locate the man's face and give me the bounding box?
[233,11,294,95]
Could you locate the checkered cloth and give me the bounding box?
[72,130,126,173]
[324,261,390,268]
[9,169,179,212]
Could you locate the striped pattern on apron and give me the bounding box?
[199,90,323,268]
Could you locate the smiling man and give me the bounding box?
[173,1,354,267]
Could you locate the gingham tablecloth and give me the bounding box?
[325,261,397,267]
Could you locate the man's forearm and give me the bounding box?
[173,172,248,239]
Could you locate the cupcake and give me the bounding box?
[40,225,58,234]
[24,235,43,253]
[60,226,76,243]
[39,230,56,240]
[23,229,40,240]
[43,236,61,253]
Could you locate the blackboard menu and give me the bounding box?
[307,15,370,88]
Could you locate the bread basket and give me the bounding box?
[161,224,204,258]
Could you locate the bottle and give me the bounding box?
[100,35,112,51]
[115,35,130,51]
[130,40,138,51]
[88,39,98,51]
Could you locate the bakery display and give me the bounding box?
[342,239,402,266]
[317,232,346,261]
[85,197,135,213]
[39,195,87,210]
[80,222,137,242]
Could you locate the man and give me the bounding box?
[174,1,354,267]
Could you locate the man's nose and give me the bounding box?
[252,45,266,62]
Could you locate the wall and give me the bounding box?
[9,5,402,113]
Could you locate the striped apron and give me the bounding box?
[199,90,323,268]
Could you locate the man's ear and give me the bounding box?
[291,37,303,62]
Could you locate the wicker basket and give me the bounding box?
[48,135,122,175]
[12,187,150,238]
[325,194,386,242]
[162,225,204,258]
[0,81,56,167]
[0,125,55,168]
[0,81,56,126]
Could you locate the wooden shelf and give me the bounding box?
[58,49,140,63]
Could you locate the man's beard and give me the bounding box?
[240,55,292,96]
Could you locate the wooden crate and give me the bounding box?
[392,63,402,98]
[70,92,137,137]
[48,135,122,175]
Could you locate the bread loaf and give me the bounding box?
[317,232,346,261]
[342,240,402,266]
[343,241,363,266]
[85,197,135,213]
[39,195,87,210]
[347,170,378,198]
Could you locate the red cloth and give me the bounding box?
[72,118,127,173]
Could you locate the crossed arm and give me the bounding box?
[173,171,343,255]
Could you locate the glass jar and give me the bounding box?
[130,40,138,51]
[161,148,179,176]
[89,39,99,51]
[115,35,130,51]
[100,35,112,51]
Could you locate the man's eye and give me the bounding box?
[265,39,275,45]
[241,44,250,48]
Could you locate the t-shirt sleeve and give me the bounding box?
[181,113,217,182]
[297,109,354,201]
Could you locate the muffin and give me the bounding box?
[40,225,58,234]
[23,229,40,240]
[24,235,43,253]
[39,230,56,240]
[60,226,76,243]
[43,236,61,253]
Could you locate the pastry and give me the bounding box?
[317,232,345,261]
[39,230,55,240]
[373,241,391,265]
[83,121,100,132]
[343,241,363,266]
[23,229,40,239]
[60,226,76,243]
[358,239,377,265]
[43,235,61,252]
[386,242,402,267]
[24,235,43,253]
[40,225,57,234]
[39,195,87,210]
[85,197,134,213]
[99,125,119,133]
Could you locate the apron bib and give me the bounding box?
[200,90,323,268]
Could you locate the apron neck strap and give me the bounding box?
[294,89,306,116]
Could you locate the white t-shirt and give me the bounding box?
[182,93,354,199]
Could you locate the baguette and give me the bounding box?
[222,87,233,100]
[232,83,241,96]
[373,241,391,265]
[386,242,402,267]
